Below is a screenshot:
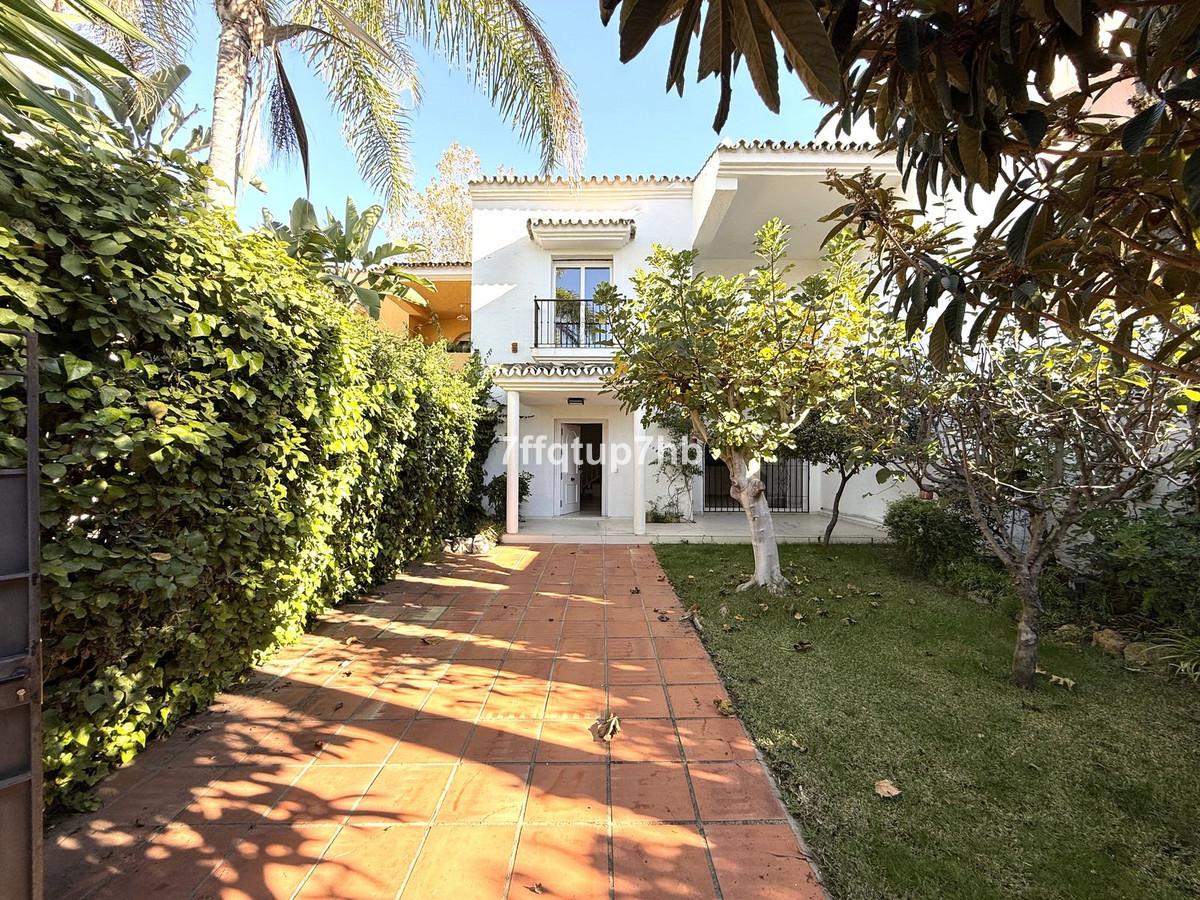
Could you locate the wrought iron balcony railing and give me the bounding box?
[533,297,614,349]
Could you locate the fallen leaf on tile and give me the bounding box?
[343,636,359,645]
[714,698,735,716]
[657,614,670,622]
[420,636,441,645]
[596,714,621,742]
[874,779,901,799]
[630,586,641,594]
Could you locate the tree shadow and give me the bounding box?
[44,544,745,899]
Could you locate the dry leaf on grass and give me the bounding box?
[1035,667,1077,689]
[874,779,901,799]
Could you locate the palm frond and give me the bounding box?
[399,0,584,175]
[266,48,311,192]
[0,0,141,132]
[86,0,194,72]
[290,0,418,216]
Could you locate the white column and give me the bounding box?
[505,389,520,535]
[632,407,646,535]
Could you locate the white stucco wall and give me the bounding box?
[470,184,693,366]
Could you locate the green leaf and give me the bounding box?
[1052,0,1083,34]
[875,467,893,484]
[1121,102,1165,155]
[1005,204,1038,264]
[62,354,93,382]
[1183,150,1200,221]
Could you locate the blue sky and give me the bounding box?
[177,1,828,230]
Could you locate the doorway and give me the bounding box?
[558,421,603,517]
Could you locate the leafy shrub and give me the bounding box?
[0,114,484,811]
[883,496,979,571]
[1080,508,1200,633]
[484,471,532,522]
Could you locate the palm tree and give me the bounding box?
[99,0,584,212]
[0,0,143,133]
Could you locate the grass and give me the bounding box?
[655,543,1200,900]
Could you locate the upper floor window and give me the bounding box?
[538,260,614,348]
[554,262,611,300]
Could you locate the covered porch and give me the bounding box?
[512,511,887,545]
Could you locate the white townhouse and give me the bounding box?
[463,139,913,541]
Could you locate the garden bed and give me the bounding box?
[655,543,1200,900]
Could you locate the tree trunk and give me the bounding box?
[727,451,789,592]
[823,468,850,545]
[208,0,257,208]
[1011,568,1043,689]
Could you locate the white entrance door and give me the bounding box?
[560,423,581,515]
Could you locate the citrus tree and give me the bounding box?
[929,325,1192,687]
[600,0,1200,378]
[606,219,838,591]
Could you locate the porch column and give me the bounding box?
[505,389,520,535]
[633,407,646,535]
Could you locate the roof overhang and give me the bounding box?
[526,218,636,252]
[491,362,615,392]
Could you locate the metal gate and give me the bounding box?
[703,452,810,512]
[0,330,42,900]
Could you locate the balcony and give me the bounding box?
[533,297,614,352]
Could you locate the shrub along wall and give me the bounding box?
[0,117,485,812]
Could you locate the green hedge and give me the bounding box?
[0,116,485,812]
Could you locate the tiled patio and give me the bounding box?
[46,544,824,899]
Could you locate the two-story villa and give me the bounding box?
[464,139,912,541]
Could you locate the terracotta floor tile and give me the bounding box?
[610,762,695,824]
[389,720,472,764]
[607,620,652,638]
[537,720,607,762]
[612,824,719,899]
[552,658,606,687]
[57,545,819,900]
[706,824,824,899]
[480,685,550,719]
[607,658,661,685]
[545,683,606,720]
[296,824,425,899]
[417,684,490,720]
[315,719,411,765]
[659,658,721,684]
[653,637,708,659]
[267,766,381,823]
[677,719,757,762]
[525,764,608,824]
[607,638,657,659]
[95,766,216,826]
[610,719,682,763]
[464,719,541,763]
[436,763,530,824]
[203,823,339,900]
[400,825,517,899]
[178,765,301,824]
[667,683,732,719]
[352,764,454,824]
[507,826,610,899]
[690,762,786,822]
[558,637,606,660]
[109,822,248,898]
[609,684,670,718]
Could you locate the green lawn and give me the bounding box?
[655,543,1200,900]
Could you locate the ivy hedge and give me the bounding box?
[0,116,487,812]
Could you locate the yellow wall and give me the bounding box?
[379,276,471,348]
